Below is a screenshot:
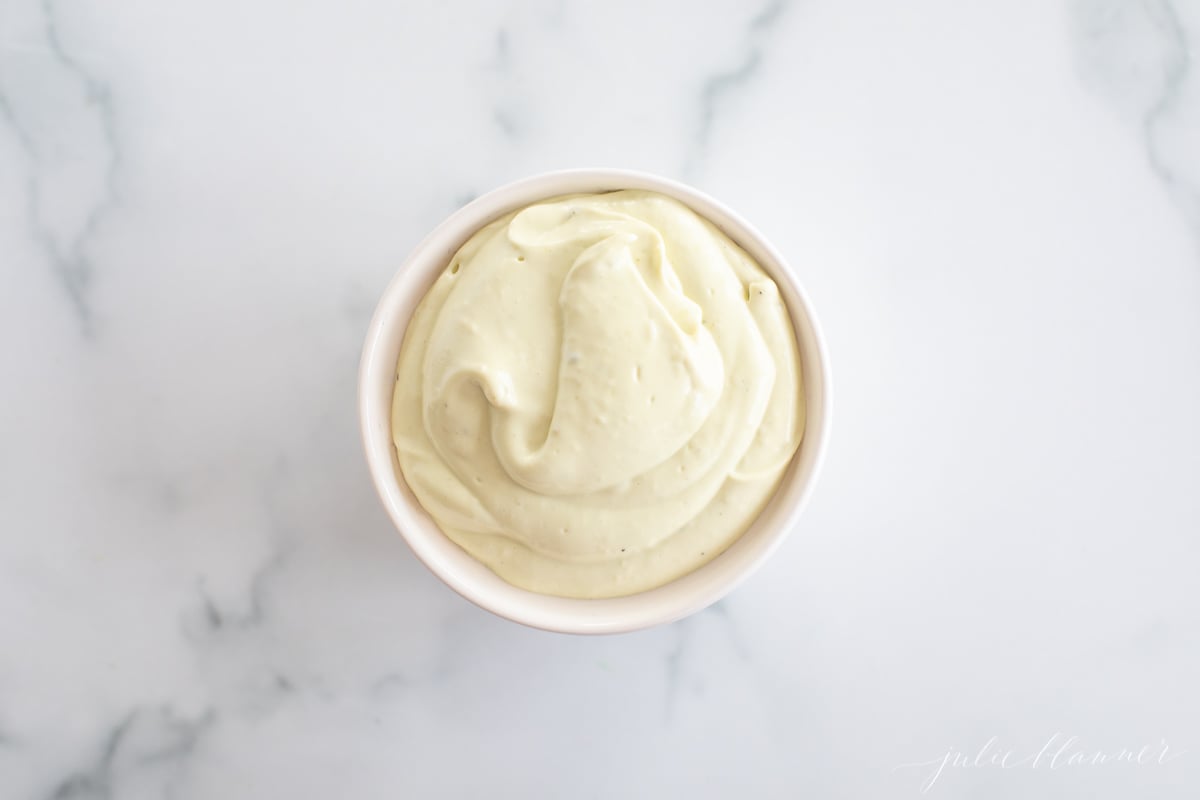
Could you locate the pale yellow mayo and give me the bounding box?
[392,190,804,598]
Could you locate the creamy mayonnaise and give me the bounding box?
[392,190,804,598]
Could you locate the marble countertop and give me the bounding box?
[3,1,1199,797]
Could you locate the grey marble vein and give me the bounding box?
[129,711,214,768]
[662,620,690,720]
[750,0,788,31]
[492,106,520,139]
[662,600,749,720]
[1139,0,1200,232]
[491,28,512,72]
[46,709,214,800]
[704,598,750,661]
[1075,0,1200,239]
[695,50,763,154]
[0,0,121,332]
[192,547,291,635]
[41,0,121,215]
[0,89,94,328]
[684,0,790,178]
[0,93,36,154]
[368,672,410,696]
[46,712,134,800]
[485,23,525,141]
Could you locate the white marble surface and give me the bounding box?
[2,0,1199,797]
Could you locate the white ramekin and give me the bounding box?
[359,169,831,634]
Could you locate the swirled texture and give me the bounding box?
[392,191,804,598]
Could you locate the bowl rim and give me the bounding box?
[359,168,831,634]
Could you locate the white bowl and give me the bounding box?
[359,169,831,634]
